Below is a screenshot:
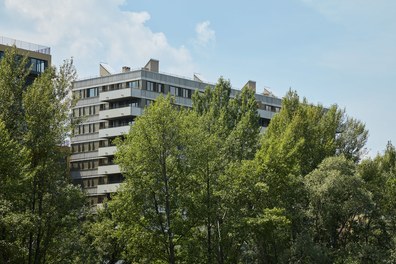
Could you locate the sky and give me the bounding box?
[1,0,395,157]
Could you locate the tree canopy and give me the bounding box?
[1,46,395,263]
[0,46,86,264]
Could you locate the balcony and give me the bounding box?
[258,109,276,119]
[100,88,131,101]
[99,106,143,120]
[98,164,121,175]
[70,169,98,179]
[99,125,130,138]
[97,183,120,194]
[98,146,117,157]
[70,151,98,161]
[85,187,98,196]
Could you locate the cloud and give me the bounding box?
[1,0,195,78]
[194,20,216,48]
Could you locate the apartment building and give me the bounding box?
[70,59,282,207]
[0,36,51,85]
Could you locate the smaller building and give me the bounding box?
[0,36,51,85]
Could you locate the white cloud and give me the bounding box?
[1,0,195,78]
[194,20,216,48]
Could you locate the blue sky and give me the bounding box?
[1,0,395,156]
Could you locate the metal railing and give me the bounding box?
[0,36,50,55]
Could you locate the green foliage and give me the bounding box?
[304,156,373,262]
[0,121,30,263]
[191,78,262,263]
[98,78,263,263]
[0,46,85,264]
[0,46,30,141]
[245,208,291,263]
[96,84,379,263]
[336,116,369,162]
[259,90,338,176]
[355,142,396,263]
[112,95,200,263]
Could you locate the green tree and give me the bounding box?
[0,46,30,141]
[336,116,369,162]
[0,46,86,264]
[251,90,369,261]
[0,121,30,263]
[304,156,373,263]
[112,95,201,263]
[23,60,85,264]
[356,142,396,263]
[191,78,261,263]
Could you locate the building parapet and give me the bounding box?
[0,36,50,55]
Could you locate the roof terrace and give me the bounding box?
[0,36,50,55]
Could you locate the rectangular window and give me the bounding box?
[157,83,164,93]
[182,88,191,98]
[72,144,78,153]
[87,87,98,98]
[170,86,177,96]
[127,80,139,88]
[147,81,154,91]
[177,87,182,97]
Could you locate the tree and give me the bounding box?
[304,156,373,262]
[0,46,86,264]
[112,95,201,263]
[105,78,262,263]
[0,46,30,141]
[251,90,369,261]
[191,78,262,263]
[356,142,396,263]
[336,116,369,162]
[0,121,29,263]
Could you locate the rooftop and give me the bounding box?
[0,36,51,55]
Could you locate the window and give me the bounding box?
[127,80,139,88]
[87,87,98,98]
[158,83,164,93]
[29,58,47,73]
[182,88,191,98]
[71,160,99,171]
[170,86,177,96]
[147,81,155,91]
[72,144,78,153]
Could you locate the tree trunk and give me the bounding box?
[162,155,175,264]
[217,219,224,264]
[28,174,37,264]
[207,168,212,264]
[33,189,44,264]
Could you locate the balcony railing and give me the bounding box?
[0,36,50,54]
[98,164,121,175]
